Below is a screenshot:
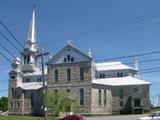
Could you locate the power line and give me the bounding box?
[0,19,24,48]
[0,43,16,59]
[0,2,25,41]
[0,68,160,93]
[96,50,160,61]
[96,58,160,68]
[73,11,160,40]
[138,69,160,74]
[75,21,160,46]
[0,51,12,63]
[10,0,27,30]
[0,31,21,52]
[0,89,8,92]
[139,66,160,72]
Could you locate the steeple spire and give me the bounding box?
[24,5,37,51]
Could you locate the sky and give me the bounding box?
[0,0,160,105]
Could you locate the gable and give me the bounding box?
[47,44,92,64]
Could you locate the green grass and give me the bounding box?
[0,115,58,120]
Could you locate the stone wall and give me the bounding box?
[47,61,93,113]
[111,85,150,114]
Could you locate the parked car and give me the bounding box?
[59,114,85,120]
[138,111,160,120]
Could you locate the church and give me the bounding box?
[8,8,151,115]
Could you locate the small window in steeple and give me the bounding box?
[24,55,26,64]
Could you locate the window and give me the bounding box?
[100,74,103,78]
[18,102,20,107]
[134,88,138,93]
[119,88,124,99]
[10,102,13,107]
[27,55,30,64]
[54,89,58,105]
[55,69,58,81]
[26,79,30,83]
[11,88,14,98]
[80,68,84,81]
[71,57,74,62]
[67,55,70,61]
[103,73,105,78]
[80,88,84,105]
[134,99,141,107]
[11,75,15,79]
[98,89,102,105]
[120,72,123,77]
[54,89,58,95]
[67,68,71,81]
[104,90,106,105]
[117,72,123,77]
[37,78,41,82]
[24,55,26,64]
[30,93,34,107]
[119,101,124,107]
[64,58,66,62]
[67,89,70,94]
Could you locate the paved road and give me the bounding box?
[85,114,145,120]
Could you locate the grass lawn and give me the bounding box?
[0,115,57,120]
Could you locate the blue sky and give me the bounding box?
[0,0,160,105]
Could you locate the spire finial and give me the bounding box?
[88,48,92,57]
[26,5,36,43]
[24,5,37,51]
[67,39,72,45]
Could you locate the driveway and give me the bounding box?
[85,114,145,120]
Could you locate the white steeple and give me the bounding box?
[24,5,37,52]
[22,5,38,71]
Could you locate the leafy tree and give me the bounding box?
[0,97,8,112]
[46,92,77,117]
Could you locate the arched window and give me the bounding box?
[67,89,70,94]
[104,90,106,105]
[103,73,105,78]
[26,79,30,83]
[11,88,14,99]
[10,102,13,107]
[64,58,66,62]
[54,89,58,95]
[98,89,102,105]
[24,55,26,64]
[80,68,84,81]
[67,55,70,61]
[27,55,30,64]
[30,93,34,107]
[71,57,74,62]
[18,102,20,107]
[67,68,71,81]
[79,88,84,105]
[100,74,103,78]
[55,69,58,81]
[119,88,124,99]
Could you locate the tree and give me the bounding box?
[46,92,77,117]
[0,97,8,112]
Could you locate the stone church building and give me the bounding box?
[8,8,150,115]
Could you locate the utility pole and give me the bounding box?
[37,49,49,120]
